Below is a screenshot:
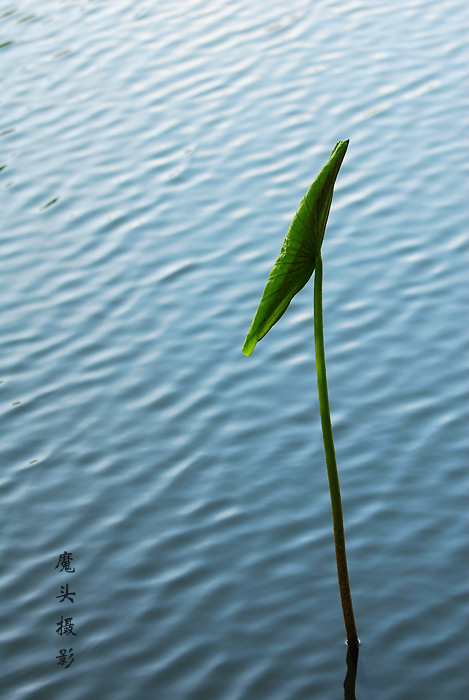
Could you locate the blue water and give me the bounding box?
[1,1,468,698]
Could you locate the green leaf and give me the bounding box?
[242,140,349,356]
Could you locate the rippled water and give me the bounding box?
[1,0,468,698]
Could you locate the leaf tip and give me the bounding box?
[242,335,256,356]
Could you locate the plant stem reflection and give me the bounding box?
[344,644,359,700]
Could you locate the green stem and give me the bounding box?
[313,253,359,649]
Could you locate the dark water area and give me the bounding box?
[1,1,468,698]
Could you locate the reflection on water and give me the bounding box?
[1,0,468,698]
[344,646,359,700]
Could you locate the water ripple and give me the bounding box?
[1,0,468,698]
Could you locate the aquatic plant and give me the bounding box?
[242,140,359,648]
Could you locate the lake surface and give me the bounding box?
[1,1,468,698]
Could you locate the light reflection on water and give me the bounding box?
[1,0,468,698]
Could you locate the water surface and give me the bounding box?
[1,1,468,698]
